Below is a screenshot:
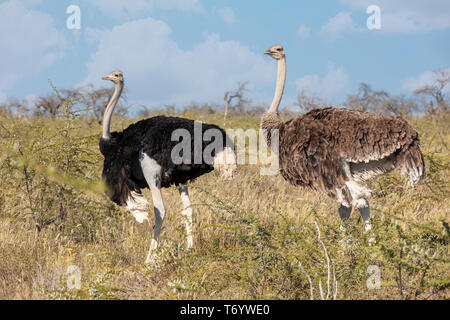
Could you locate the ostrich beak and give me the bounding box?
[102,75,113,81]
[264,50,272,56]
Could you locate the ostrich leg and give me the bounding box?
[146,185,166,263]
[341,160,375,245]
[356,199,371,228]
[139,151,166,264]
[338,204,352,223]
[356,198,375,245]
[338,204,353,250]
[178,185,194,249]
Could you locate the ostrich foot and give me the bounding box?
[338,224,354,254]
[144,239,160,265]
[364,222,376,246]
[144,250,164,269]
[186,235,194,250]
[145,252,156,265]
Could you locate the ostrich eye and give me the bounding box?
[277,48,282,51]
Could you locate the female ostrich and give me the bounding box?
[99,71,237,264]
[261,45,425,235]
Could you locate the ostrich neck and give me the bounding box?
[261,57,286,134]
[268,57,286,114]
[102,82,123,140]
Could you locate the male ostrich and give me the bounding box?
[261,45,425,236]
[99,71,237,264]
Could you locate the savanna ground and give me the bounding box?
[0,99,448,300]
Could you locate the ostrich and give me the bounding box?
[261,45,425,236]
[99,71,237,264]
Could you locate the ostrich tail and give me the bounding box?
[396,140,426,187]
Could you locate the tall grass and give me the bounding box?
[0,101,448,299]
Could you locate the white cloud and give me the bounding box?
[82,18,274,107]
[216,7,236,25]
[402,68,450,93]
[320,11,362,39]
[341,0,450,33]
[85,27,107,44]
[22,0,42,6]
[0,0,65,93]
[296,62,349,100]
[84,0,203,19]
[297,24,311,39]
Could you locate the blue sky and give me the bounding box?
[0,0,449,112]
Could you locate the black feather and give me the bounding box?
[100,116,229,205]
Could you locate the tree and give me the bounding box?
[77,85,115,124]
[414,69,449,114]
[378,95,417,117]
[66,84,127,124]
[296,89,326,113]
[223,81,249,125]
[0,98,29,117]
[34,93,61,119]
[32,84,125,122]
[346,83,415,116]
[346,83,388,112]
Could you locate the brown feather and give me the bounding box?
[261,107,425,202]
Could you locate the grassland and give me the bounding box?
[0,107,448,300]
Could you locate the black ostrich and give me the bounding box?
[99,71,237,264]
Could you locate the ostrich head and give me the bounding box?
[264,45,285,60]
[102,71,124,84]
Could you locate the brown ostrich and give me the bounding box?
[261,45,425,236]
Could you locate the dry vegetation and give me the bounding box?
[0,86,449,300]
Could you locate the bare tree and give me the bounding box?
[296,89,326,113]
[379,95,417,117]
[34,93,61,119]
[164,104,176,115]
[77,85,115,124]
[346,83,415,116]
[414,69,449,114]
[223,81,249,125]
[139,106,153,118]
[5,83,127,121]
[0,98,29,117]
[346,83,389,112]
[65,84,127,124]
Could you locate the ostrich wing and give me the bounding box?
[277,108,421,198]
[305,107,419,164]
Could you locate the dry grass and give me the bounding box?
[0,106,448,300]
